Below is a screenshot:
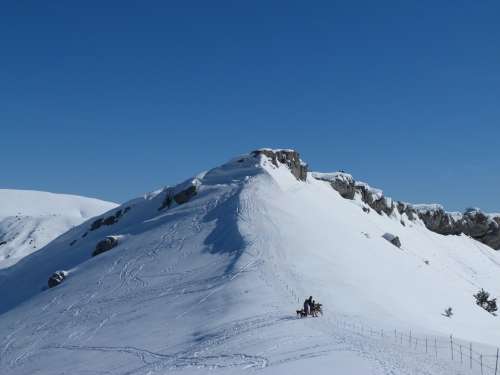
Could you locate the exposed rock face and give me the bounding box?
[252,149,308,181]
[312,173,396,216]
[159,180,199,211]
[312,172,355,199]
[92,236,119,257]
[48,270,68,288]
[313,171,500,250]
[397,202,417,221]
[382,233,401,248]
[414,205,462,235]
[90,207,129,232]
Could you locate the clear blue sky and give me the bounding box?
[1,1,499,211]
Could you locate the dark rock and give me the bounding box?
[371,197,394,216]
[312,172,355,199]
[382,233,401,248]
[124,206,131,214]
[159,183,198,211]
[0,241,6,246]
[397,202,417,221]
[159,195,173,211]
[48,270,67,288]
[69,239,77,246]
[90,209,129,231]
[92,236,119,257]
[353,183,394,216]
[103,215,118,226]
[362,207,370,213]
[251,149,308,181]
[90,218,104,231]
[82,231,88,238]
[174,185,197,204]
[416,207,462,236]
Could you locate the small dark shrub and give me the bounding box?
[474,289,498,314]
[443,307,453,318]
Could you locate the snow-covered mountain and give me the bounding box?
[0,189,118,268]
[1,150,499,375]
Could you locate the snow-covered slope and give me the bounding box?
[1,151,499,375]
[0,189,118,268]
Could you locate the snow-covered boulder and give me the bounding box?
[47,270,68,288]
[251,149,308,181]
[382,233,401,248]
[92,236,120,257]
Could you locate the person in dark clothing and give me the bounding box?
[306,296,313,316]
[303,298,310,315]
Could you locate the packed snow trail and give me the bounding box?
[0,151,500,374]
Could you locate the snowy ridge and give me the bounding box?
[0,190,117,268]
[312,171,500,250]
[1,150,500,374]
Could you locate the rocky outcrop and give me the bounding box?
[313,170,500,250]
[382,233,401,248]
[92,236,119,257]
[414,205,463,235]
[312,173,397,216]
[414,207,500,250]
[396,202,417,221]
[353,183,395,216]
[90,207,130,232]
[159,180,200,211]
[312,172,355,199]
[48,270,68,288]
[252,149,308,181]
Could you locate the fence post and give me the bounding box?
[460,345,463,364]
[495,347,499,375]
[394,329,397,341]
[450,335,454,361]
[435,337,438,359]
[480,354,483,375]
[415,338,418,350]
[425,337,428,354]
[409,330,412,346]
[381,329,383,337]
[401,333,403,345]
[470,343,473,369]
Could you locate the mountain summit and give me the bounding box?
[1,149,499,374]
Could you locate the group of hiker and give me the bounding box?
[302,296,321,317]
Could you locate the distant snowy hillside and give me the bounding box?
[0,189,118,268]
[0,150,499,375]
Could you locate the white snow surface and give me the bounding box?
[311,171,354,183]
[1,155,500,374]
[0,189,117,268]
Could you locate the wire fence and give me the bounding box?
[332,317,499,375]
